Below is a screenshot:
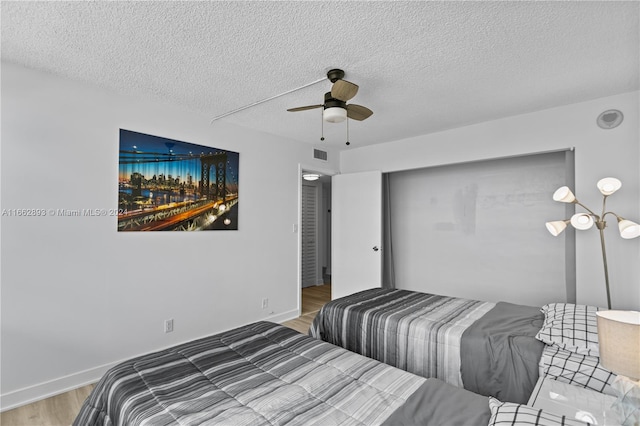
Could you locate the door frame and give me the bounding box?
[297,163,338,316]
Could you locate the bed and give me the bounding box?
[74,321,493,426]
[309,288,616,404]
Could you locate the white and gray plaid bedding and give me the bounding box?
[488,397,593,426]
[538,345,616,396]
[309,288,495,387]
[535,303,616,396]
[74,321,432,426]
[535,303,600,356]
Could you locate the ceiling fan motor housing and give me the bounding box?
[323,92,346,110]
[323,92,347,123]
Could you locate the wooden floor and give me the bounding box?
[0,283,331,426]
[283,282,331,334]
[0,384,96,426]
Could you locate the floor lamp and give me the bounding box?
[545,177,640,309]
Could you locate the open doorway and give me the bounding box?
[299,168,333,321]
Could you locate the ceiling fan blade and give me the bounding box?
[287,104,323,112]
[346,104,373,121]
[331,80,359,101]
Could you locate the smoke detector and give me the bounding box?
[597,110,624,129]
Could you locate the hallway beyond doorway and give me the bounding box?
[283,283,331,334]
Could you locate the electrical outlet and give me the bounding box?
[164,319,174,333]
[262,298,268,309]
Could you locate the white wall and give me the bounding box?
[0,62,338,409]
[341,91,640,310]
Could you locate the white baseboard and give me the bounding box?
[0,362,115,412]
[269,309,300,324]
[1,310,302,412]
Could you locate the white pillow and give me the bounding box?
[488,397,592,426]
[535,303,600,356]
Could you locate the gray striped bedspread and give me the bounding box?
[309,288,495,388]
[309,288,546,403]
[74,321,490,426]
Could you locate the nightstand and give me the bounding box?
[528,376,620,425]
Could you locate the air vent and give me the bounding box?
[313,148,328,161]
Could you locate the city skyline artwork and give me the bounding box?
[118,129,239,231]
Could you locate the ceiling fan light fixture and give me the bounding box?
[323,107,347,123]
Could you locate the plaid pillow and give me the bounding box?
[535,303,600,356]
[539,345,615,396]
[488,397,592,426]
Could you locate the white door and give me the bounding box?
[331,170,382,300]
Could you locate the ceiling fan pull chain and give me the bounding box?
[320,109,325,141]
[346,117,350,146]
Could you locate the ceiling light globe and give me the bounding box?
[597,177,622,196]
[323,107,347,123]
[302,173,320,181]
[552,186,576,203]
[570,213,594,230]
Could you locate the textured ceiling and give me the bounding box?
[2,1,639,150]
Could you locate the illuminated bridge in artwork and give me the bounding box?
[117,195,238,231]
[118,150,238,231]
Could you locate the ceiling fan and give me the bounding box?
[287,69,373,123]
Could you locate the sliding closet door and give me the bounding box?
[388,151,572,306]
[332,171,382,300]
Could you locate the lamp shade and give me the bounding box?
[618,218,640,239]
[596,310,640,380]
[546,220,569,236]
[571,213,594,230]
[552,186,576,203]
[597,177,622,196]
[323,107,347,123]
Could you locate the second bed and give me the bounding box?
[310,288,615,404]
